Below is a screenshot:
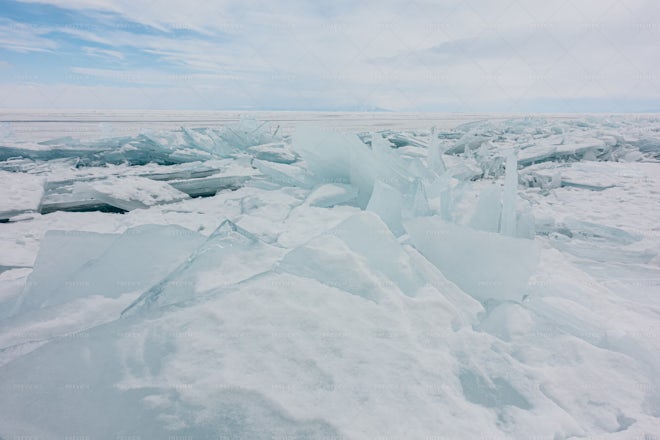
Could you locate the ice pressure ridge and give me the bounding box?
[1,116,658,220]
[0,116,660,438]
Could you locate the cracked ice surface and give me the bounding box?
[0,114,660,439]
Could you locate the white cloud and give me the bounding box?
[83,46,125,60]
[6,0,660,110]
[0,82,307,110]
[0,19,58,53]
[69,66,238,85]
[15,0,238,32]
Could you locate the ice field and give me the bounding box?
[1,112,660,439]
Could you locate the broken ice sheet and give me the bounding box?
[247,142,297,164]
[252,159,311,188]
[74,176,190,211]
[517,135,610,167]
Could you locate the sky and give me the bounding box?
[0,0,658,112]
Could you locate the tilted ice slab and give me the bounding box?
[0,225,205,365]
[279,212,427,302]
[15,225,204,315]
[123,219,285,314]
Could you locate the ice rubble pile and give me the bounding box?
[1,116,660,438]
[0,118,276,219]
[1,115,659,221]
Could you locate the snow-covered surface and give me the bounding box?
[0,170,45,219]
[0,113,659,439]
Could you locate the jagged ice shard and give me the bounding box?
[500,152,518,237]
[1,115,660,439]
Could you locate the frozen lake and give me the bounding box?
[0,109,605,142]
[1,111,659,439]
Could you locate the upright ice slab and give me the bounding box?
[500,153,518,237]
[468,184,502,233]
[404,216,540,302]
[366,180,404,236]
[292,126,371,205]
[427,126,447,173]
